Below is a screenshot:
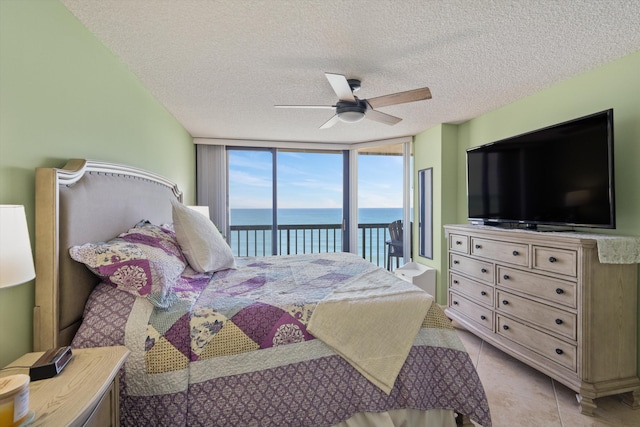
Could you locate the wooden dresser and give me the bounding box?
[444,224,640,415]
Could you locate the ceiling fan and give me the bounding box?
[275,73,432,129]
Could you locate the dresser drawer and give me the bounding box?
[450,253,494,284]
[497,314,576,371]
[449,233,469,253]
[533,246,577,277]
[496,266,577,309]
[496,290,576,340]
[449,292,493,331]
[450,273,494,307]
[471,237,529,267]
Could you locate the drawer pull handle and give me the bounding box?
[453,280,459,284]
[555,348,563,355]
[512,250,519,256]
[555,319,563,325]
[475,244,482,249]
[481,291,487,296]
[480,315,487,320]
[453,260,460,265]
[503,325,509,330]
[481,268,488,273]
[503,274,509,280]
[502,300,509,305]
[453,301,459,305]
[549,256,557,263]
[456,240,462,245]
[555,288,564,295]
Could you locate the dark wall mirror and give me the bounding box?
[418,168,433,259]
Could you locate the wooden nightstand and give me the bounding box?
[2,346,129,427]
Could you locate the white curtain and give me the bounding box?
[196,144,228,239]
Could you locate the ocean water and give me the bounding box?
[229,208,405,266]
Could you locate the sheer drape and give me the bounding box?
[196,144,228,239]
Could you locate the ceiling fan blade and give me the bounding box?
[274,105,335,109]
[365,108,402,126]
[366,87,432,109]
[319,114,341,129]
[325,73,356,102]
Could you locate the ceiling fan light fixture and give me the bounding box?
[336,102,366,123]
[337,110,365,123]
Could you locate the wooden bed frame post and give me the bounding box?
[34,159,88,350]
[34,165,62,351]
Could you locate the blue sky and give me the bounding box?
[228,150,404,209]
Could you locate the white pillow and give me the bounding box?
[171,199,236,273]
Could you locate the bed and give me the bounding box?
[33,159,491,427]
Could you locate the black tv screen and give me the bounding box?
[467,109,615,229]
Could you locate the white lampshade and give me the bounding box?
[0,205,36,288]
[187,205,210,218]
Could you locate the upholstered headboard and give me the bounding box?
[34,159,182,350]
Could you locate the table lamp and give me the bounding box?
[0,205,36,426]
[0,205,36,289]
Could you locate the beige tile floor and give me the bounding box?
[454,325,640,427]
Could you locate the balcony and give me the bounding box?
[229,223,398,269]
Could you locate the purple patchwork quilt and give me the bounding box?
[73,252,491,427]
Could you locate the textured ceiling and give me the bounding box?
[61,0,640,145]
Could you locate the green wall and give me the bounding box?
[414,50,640,370]
[0,1,195,366]
[413,124,458,303]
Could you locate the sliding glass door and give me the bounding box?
[227,147,345,257]
[356,142,411,269]
[228,148,275,256]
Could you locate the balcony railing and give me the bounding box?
[229,223,396,268]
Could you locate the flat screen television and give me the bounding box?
[467,109,615,229]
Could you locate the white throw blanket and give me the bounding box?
[308,269,433,394]
[563,233,640,264]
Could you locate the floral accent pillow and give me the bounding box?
[69,221,187,308]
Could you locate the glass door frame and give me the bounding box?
[349,137,413,267]
[226,146,348,256]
